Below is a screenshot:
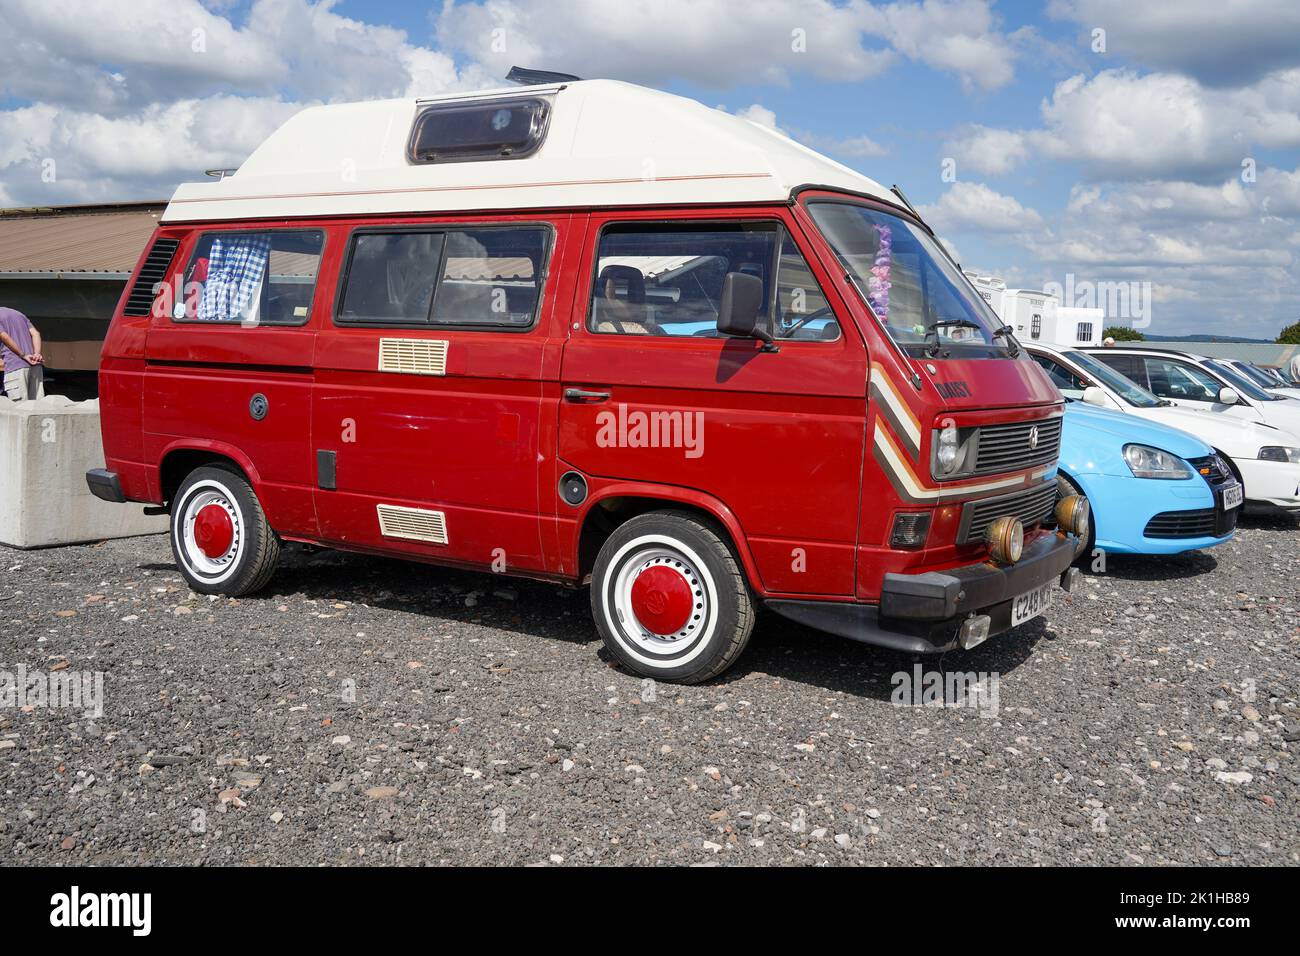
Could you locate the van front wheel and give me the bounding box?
[170,466,281,596]
[591,511,754,684]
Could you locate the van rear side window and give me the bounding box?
[180,230,324,325]
[336,226,550,330]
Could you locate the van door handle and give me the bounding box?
[564,388,611,403]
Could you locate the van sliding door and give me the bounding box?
[310,215,578,574]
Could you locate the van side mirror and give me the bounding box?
[1217,386,1239,405]
[716,272,777,352]
[1081,386,1108,407]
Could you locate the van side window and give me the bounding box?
[180,230,324,325]
[432,228,548,328]
[336,226,549,329]
[589,222,837,341]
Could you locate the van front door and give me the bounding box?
[311,217,577,574]
[557,210,867,596]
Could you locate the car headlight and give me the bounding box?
[1122,444,1193,479]
[932,423,974,478]
[1258,446,1300,463]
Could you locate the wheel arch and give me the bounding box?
[572,482,764,594]
[158,440,260,505]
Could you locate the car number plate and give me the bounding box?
[1011,582,1054,627]
[1222,481,1243,511]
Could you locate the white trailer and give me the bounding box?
[963,272,1103,348]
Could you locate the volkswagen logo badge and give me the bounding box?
[1028,425,1040,450]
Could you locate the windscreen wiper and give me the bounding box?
[991,324,1020,357]
[923,318,983,357]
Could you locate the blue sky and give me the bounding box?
[2,0,1298,338]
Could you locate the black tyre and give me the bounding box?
[1056,472,1095,559]
[590,510,755,684]
[170,465,281,596]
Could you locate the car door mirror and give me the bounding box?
[716,272,777,351]
[1217,386,1239,405]
[1081,386,1108,407]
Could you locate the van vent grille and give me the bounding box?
[378,338,448,376]
[376,504,448,544]
[122,237,181,317]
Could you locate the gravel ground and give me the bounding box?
[2,517,1297,866]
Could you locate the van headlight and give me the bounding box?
[1258,446,1300,463]
[1123,444,1193,479]
[932,423,975,479]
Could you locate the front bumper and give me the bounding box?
[86,468,126,503]
[1082,471,1236,554]
[766,531,1083,654]
[1236,457,1300,513]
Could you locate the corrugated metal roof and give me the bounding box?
[0,204,164,275]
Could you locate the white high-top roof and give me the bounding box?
[163,79,893,223]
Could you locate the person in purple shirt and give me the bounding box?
[0,306,44,401]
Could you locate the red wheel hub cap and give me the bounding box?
[630,565,694,635]
[193,504,234,559]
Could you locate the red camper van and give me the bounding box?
[88,79,1087,683]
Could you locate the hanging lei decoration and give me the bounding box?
[866,223,891,320]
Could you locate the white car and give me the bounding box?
[1217,358,1300,401]
[1028,344,1300,514]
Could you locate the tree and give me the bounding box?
[1103,326,1145,342]
[1278,322,1300,345]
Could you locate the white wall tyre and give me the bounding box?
[591,511,755,684]
[170,465,281,596]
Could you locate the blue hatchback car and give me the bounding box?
[1059,402,1238,555]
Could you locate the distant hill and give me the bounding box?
[1143,333,1273,344]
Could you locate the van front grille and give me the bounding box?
[972,416,1062,476]
[122,237,180,317]
[959,481,1058,544]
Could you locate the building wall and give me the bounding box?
[0,276,126,371]
[1114,341,1300,367]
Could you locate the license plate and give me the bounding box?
[1011,582,1054,627]
[1222,481,1243,511]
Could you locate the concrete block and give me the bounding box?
[0,395,167,548]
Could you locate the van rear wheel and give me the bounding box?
[591,511,754,684]
[170,466,280,596]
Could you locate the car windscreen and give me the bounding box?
[1208,360,1285,401]
[1065,349,1164,408]
[807,202,1011,358]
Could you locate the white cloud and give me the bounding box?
[1048,70,1300,179]
[944,125,1029,176]
[435,0,1017,93]
[436,0,898,89]
[967,69,1300,183]
[1048,0,1300,87]
[918,181,1044,234]
[866,0,1016,92]
[734,104,784,133]
[0,97,303,203]
[0,0,485,112]
[732,104,887,160]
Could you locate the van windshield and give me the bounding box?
[807,201,1009,358]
